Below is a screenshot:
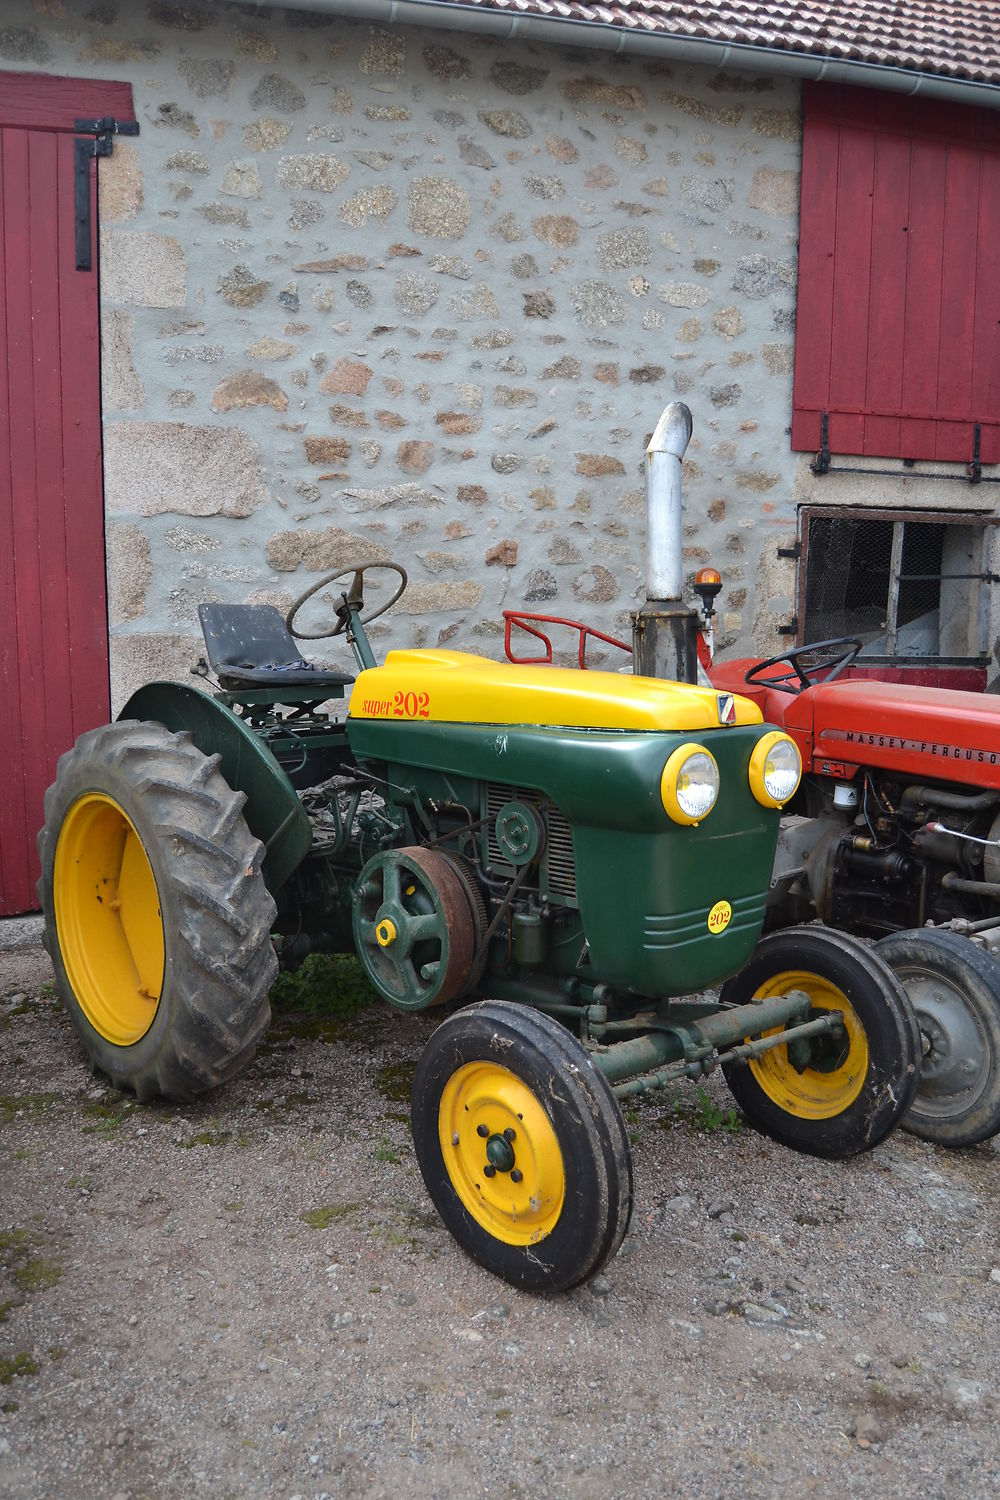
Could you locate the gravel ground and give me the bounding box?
[2,935,1000,1500]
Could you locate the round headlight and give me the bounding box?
[661,743,720,826]
[749,731,802,809]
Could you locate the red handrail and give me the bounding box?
[502,610,632,670]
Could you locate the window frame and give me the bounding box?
[797,505,997,664]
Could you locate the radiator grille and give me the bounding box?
[484,783,577,904]
[545,808,576,901]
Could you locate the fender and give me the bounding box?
[120,681,312,892]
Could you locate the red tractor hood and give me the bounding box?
[710,663,1000,790]
[800,679,1000,790]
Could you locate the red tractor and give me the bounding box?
[503,608,1000,1150]
[709,636,1000,1148]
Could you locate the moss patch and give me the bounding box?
[180,1130,234,1149]
[0,1228,35,1263]
[301,1203,360,1229]
[4,996,38,1019]
[374,1061,416,1104]
[2,1224,66,1310]
[0,1352,37,1385]
[0,1093,59,1126]
[82,1097,138,1137]
[13,1258,62,1294]
[283,1091,318,1110]
[260,1014,341,1050]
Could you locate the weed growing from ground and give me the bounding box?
[695,1087,742,1134]
[271,953,378,1020]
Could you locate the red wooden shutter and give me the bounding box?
[792,82,1000,465]
[0,71,133,915]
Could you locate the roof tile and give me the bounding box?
[449,1,1000,85]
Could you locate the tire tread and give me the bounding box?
[720,927,919,1159]
[412,999,633,1291]
[37,719,277,1103]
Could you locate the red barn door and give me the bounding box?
[0,72,134,915]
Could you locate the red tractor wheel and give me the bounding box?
[875,929,1000,1147]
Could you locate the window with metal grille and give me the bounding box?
[800,509,994,663]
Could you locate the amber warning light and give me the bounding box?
[693,567,723,619]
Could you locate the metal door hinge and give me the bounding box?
[969,423,982,484]
[74,116,140,271]
[777,617,799,637]
[810,411,832,476]
[777,544,801,560]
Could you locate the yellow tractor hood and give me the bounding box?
[351,649,762,732]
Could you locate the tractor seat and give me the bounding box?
[197,604,354,692]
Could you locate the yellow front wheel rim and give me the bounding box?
[53,793,165,1046]
[438,1062,565,1246]
[748,970,868,1120]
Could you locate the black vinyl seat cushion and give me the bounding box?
[197,603,354,692]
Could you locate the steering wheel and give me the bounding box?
[285,560,408,641]
[744,637,862,695]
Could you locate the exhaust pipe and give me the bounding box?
[645,401,692,600]
[632,401,699,683]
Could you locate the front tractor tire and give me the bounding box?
[411,1001,633,1292]
[720,928,920,1158]
[37,720,277,1102]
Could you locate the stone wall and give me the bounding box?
[10,0,813,702]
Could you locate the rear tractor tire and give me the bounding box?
[720,928,920,1158]
[411,1001,633,1291]
[37,720,277,1102]
[874,929,1000,1147]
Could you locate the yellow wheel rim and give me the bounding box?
[438,1061,565,1247]
[53,793,165,1046]
[747,969,869,1120]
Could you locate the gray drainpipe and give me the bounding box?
[242,0,1000,110]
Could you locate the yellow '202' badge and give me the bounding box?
[707,900,732,935]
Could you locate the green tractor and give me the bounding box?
[38,562,920,1290]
